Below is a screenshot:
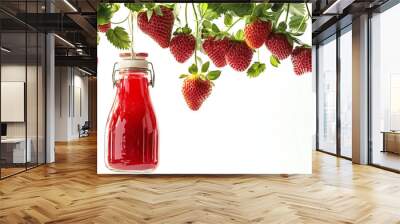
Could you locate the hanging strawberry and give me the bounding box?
[137,5,175,48]
[180,63,220,111]
[291,46,312,75]
[225,30,253,72]
[266,33,293,60]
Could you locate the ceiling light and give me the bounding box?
[78,67,92,76]
[54,34,75,48]
[63,0,78,12]
[1,47,11,53]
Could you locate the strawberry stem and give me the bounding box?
[127,11,134,56]
[285,4,290,23]
[185,3,188,27]
[305,3,311,18]
[111,14,129,24]
[192,3,199,67]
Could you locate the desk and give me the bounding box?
[1,138,31,163]
[381,131,400,154]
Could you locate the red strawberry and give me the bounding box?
[291,46,312,75]
[182,75,212,111]
[265,33,293,60]
[225,41,253,72]
[244,20,272,49]
[170,34,196,63]
[137,6,174,48]
[98,23,111,33]
[202,37,231,68]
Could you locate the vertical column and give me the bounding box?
[46,0,55,163]
[352,14,369,164]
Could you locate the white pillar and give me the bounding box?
[352,14,369,164]
[46,32,55,163]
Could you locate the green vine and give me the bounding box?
[192,3,199,68]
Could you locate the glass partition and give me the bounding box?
[1,30,28,178]
[0,0,46,179]
[317,35,337,155]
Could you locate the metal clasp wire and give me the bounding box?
[111,62,155,88]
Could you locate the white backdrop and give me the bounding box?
[97,4,314,174]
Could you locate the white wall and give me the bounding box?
[54,67,89,141]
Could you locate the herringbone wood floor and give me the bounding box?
[1,135,400,224]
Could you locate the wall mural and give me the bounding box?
[97,3,313,174]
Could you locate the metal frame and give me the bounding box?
[315,23,353,162]
[0,0,47,180]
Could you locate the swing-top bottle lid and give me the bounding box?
[119,52,149,70]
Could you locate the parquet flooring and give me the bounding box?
[1,135,400,223]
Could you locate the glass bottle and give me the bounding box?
[105,52,158,172]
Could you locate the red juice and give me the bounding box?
[106,70,158,171]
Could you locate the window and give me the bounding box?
[340,27,352,158]
[371,3,400,171]
[318,35,337,154]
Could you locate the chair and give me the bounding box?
[79,121,90,138]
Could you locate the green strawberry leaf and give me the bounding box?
[277,22,287,32]
[211,23,220,33]
[189,64,198,74]
[207,70,221,80]
[204,10,220,20]
[124,3,143,12]
[222,3,254,17]
[271,3,284,12]
[111,3,120,13]
[270,55,280,67]
[97,3,113,25]
[247,62,266,78]
[224,13,233,26]
[288,3,306,17]
[146,10,153,21]
[179,74,188,79]
[154,5,163,16]
[203,3,224,20]
[182,26,192,34]
[201,62,210,73]
[289,15,307,33]
[235,29,244,41]
[199,3,208,15]
[144,3,155,9]
[106,27,131,49]
[252,3,266,18]
[202,20,212,29]
[196,56,203,66]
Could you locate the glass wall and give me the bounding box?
[0,1,46,179]
[371,4,400,171]
[340,26,352,158]
[318,35,337,154]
